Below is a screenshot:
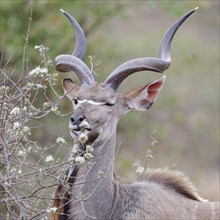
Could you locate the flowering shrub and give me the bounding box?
[0,37,98,219]
[0,44,76,219]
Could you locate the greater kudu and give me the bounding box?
[51,8,219,220]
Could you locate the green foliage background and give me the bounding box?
[1,0,219,201]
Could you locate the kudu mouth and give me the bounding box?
[69,119,91,134]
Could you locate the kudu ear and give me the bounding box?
[62,78,80,99]
[124,76,166,111]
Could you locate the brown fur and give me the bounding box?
[50,184,70,220]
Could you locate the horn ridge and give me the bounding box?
[56,10,95,85]
[159,7,198,62]
[60,9,87,59]
[104,58,169,91]
[55,54,94,86]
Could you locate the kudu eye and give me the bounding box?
[105,102,114,107]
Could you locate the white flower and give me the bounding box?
[56,137,67,145]
[22,126,31,135]
[86,145,94,153]
[18,150,26,157]
[39,67,48,74]
[51,106,60,113]
[34,44,49,53]
[29,66,48,77]
[34,45,40,50]
[146,154,153,159]
[46,207,57,213]
[10,107,20,116]
[43,102,50,109]
[136,166,144,174]
[0,85,9,92]
[75,156,85,165]
[27,82,35,88]
[71,148,78,155]
[151,139,158,146]
[36,84,44,88]
[84,152,93,160]
[13,122,21,130]
[10,168,17,173]
[45,155,54,163]
[78,133,88,143]
[29,67,40,76]
[98,170,104,177]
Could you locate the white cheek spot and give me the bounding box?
[87,100,104,106]
[78,99,104,106]
[78,100,88,104]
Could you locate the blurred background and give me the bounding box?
[1,0,219,201]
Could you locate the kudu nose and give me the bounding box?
[70,115,85,126]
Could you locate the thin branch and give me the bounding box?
[21,0,33,78]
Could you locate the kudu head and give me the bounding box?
[55,8,197,145]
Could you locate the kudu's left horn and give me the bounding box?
[55,9,95,85]
[103,7,198,91]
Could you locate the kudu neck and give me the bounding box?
[74,123,118,219]
[93,126,117,160]
[82,122,117,179]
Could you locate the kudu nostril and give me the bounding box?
[70,115,85,125]
[70,117,75,123]
[79,117,84,122]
